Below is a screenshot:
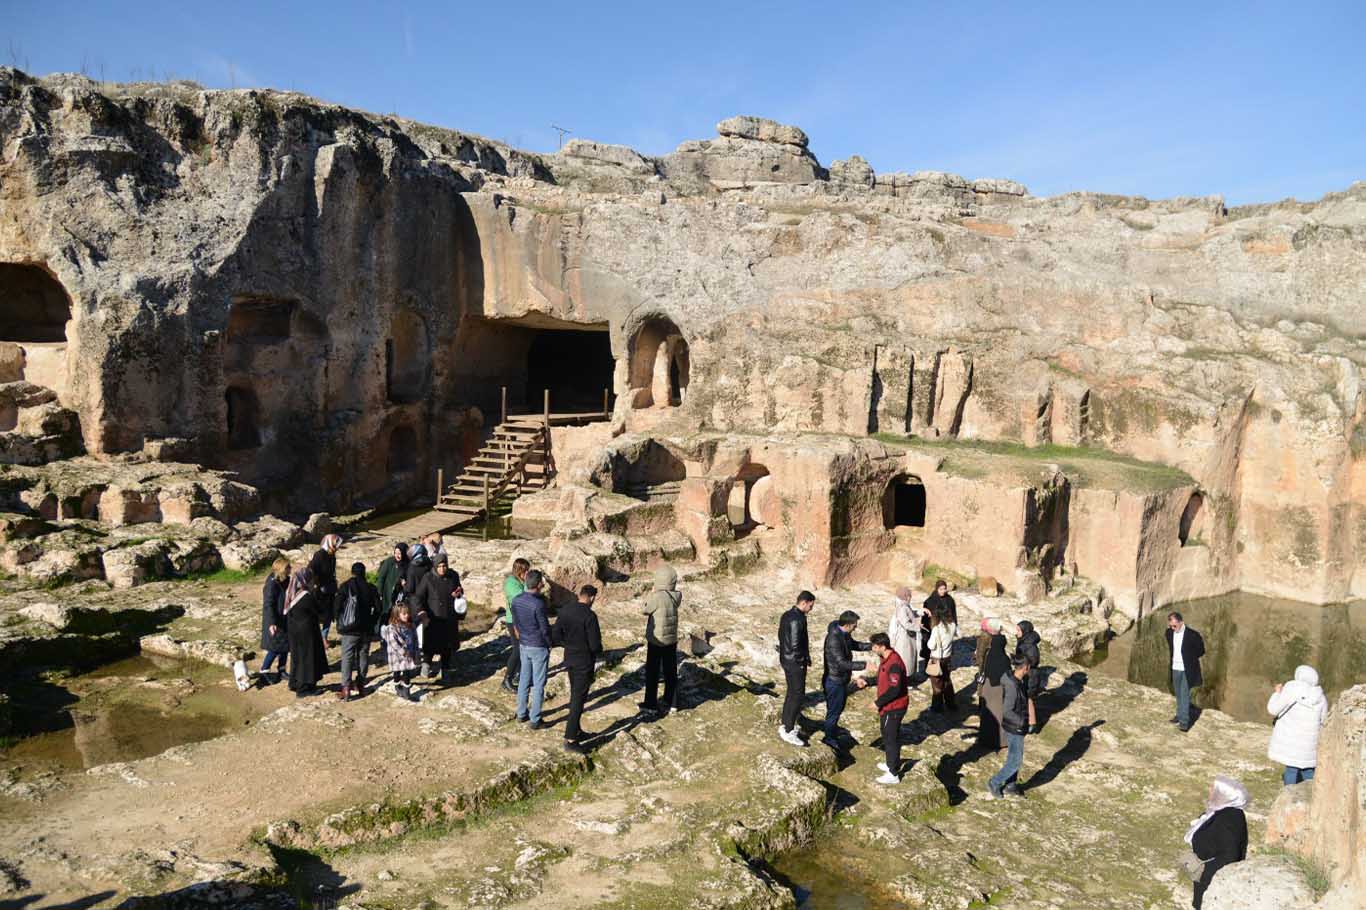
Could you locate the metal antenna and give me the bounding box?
[551,124,572,149]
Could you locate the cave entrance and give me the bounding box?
[526,329,614,414]
[628,316,689,409]
[882,476,926,529]
[727,463,773,537]
[0,263,72,343]
[386,309,430,404]
[225,387,262,450]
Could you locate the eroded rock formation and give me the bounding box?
[1,68,1363,609]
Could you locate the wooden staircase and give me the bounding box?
[434,416,553,520]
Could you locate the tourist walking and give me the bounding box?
[258,557,291,685]
[820,610,869,746]
[1166,611,1206,732]
[414,555,466,683]
[926,602,958,712]
[284,567,326,697]
[887,586,922,678]
[639,565,682,718]
[986,655,1032,799]
[552,584,604,752]
[1266,665,1329,785]
[502,557,530,692]
[1014,620,1042,732]
[976,619,1010,749]
[861,632,908,785]
[511,569,553,728]
[334,562,378,700]
[373,542,408,665]
[310,534,342,645]
[777,590,816,746]
[380,602,421,702]
[1183,776,1249,909]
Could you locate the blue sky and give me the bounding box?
[6,1,1363,204]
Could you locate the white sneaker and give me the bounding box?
[780,728,807,747]
[876,771,900,785]
[877,761,889,773]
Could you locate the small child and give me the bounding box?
[381,602,421,702]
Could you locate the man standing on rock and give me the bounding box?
[552,584,603,753]
[987,655,1032,799]
[512,569,553,728]
[777,591,816,746]
[639,565,682,719]
[502,557,530,692]
[1167,611,1206,733]
[860,632,908,785]
[820,610,870,747]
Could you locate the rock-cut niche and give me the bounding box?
[628,316,690,409]
[225,387,262,450]
[387,425,417,474]
[883,475,926,529]
[1179,492,1206,546]
[0,263,71,343]
[386,309,430,404]
[727,463,773,537]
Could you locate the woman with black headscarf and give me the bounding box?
[976,618,1010,750]
[285,566,327,697]
[1014,620,1043,733]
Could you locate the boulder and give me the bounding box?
[662,136,823,190]
[977,575,1000,596]
[557,139,656,175]
[971,177,1028,196]
[828,155,875,189]
[1265,781,1313,850]
[1299,684,1366,900]
[715,116,808,148]
[303,512,332,541]
[101,540,172,589]
[1202,854,1315,910]
[218,540,280,573]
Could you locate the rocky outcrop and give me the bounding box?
[1204,854,1316,910]
[1299,684,1366,907]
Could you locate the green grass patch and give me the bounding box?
[922,562,976,590]
[1261,847,1333,899]
[187,567,260,585]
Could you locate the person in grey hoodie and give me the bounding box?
[639,565,682,718]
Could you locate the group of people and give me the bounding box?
[777,579,1047,793]
[256,539,1334,908]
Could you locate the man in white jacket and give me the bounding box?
[1266,665,1329,786]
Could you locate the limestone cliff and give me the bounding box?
[0,68,1362,605]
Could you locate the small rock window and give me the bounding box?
[1179,492,1206,546]
[0,263,72,343]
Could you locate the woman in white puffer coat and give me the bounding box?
[1266,665,1329,786]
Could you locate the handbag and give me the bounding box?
[926,658,942,677]
[1178,849,1205,882]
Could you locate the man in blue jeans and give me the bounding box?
[511,569,553,729]
[1165,611,1206,733]
[820,610,870,746]
[987,656,1033,799]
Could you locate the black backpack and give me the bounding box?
[337,586,362,634]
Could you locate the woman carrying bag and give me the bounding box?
[1181,776,1248,909]
[925,603,957,712]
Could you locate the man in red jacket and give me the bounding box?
[857,632,908,785]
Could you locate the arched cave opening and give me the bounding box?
[0,263,72,343]
[225,387,262,450]
[1179,492,1206,546]
[882,476,926,529]
[386,309,430,404]
[628,316,690,409]
[387,425,417,474]
[727,463,773,537]
[526,329,615,414]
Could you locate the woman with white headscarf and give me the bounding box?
[1183,775,1248,909]
[1267,665,1329,785]
[309,534,343,645]
[887,586,921,679]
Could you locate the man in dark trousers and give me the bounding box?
[1166,610,1206,732]
[777,591,816,747]
[820,610,870,747]
[987,655,1032,799]
[552,584,604,753]
[857,632,908,785]
[333,561,379,700]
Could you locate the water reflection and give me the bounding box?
[1084,593,1366,724]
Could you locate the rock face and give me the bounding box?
[1,67,1363,606]
[1296,683,1366,907]
[1203,854,1316,910]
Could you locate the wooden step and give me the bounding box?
[433,504,482,515]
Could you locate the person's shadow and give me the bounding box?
[1036,670,1088,732]
[934,741,992,806]
[1021,719,1105,792]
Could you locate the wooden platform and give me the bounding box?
[370,510,473,541]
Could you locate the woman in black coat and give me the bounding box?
[1014,620,1043,733]
[976,620,1010,750]
[309,534,342,644]
[258,557,292,685]
[285,567,328,697]
[1186,776,1249,908]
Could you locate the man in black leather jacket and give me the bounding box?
[820,610,870,746]
[777,591,816,746]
